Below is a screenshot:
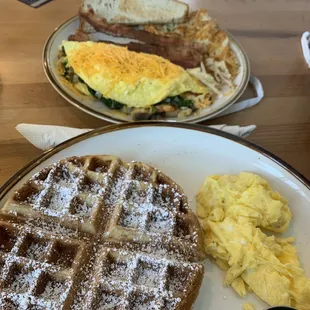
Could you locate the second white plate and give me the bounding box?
[43,16,250,124]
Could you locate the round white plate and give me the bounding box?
[43,16,250,124]
[1,123,309,309]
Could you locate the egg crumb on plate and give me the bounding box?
[242,303,255,310]
[196,172,310,309]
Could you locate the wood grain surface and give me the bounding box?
[1,0,310,186]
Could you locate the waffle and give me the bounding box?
[0,155,205,309]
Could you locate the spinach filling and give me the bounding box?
[60,47,194,114]
[86,83,194,112]
[98,94,124,110]
[84,81,124,109]
[166,96,194,109]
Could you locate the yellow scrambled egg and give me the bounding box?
[196,172,310,309]
[242,303,255,310]
[62,41,208,108]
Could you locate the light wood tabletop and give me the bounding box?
[1,0,310,186]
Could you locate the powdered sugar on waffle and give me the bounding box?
[25,242,46,260]
[45,186,75,217]
[31,165,81,217]
[10,268,40,293]
[41,278,70,301]
[0,292,66,310]
[97,292,125,309]
[0,252,71,309]
[69,242,202,309]
[106,167,131,206]
[1,156,204,309]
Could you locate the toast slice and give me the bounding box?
[80,0,189,25]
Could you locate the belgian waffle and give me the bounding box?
[0,155,205,309]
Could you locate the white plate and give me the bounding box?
[43,16,250,124]
[1,123,309,309]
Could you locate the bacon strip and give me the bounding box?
[68,32,202,69]
[125,42,202,68]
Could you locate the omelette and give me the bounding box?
[59,41,211,120]
[196,172,310,309]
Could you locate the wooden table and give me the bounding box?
[1,0,310,186]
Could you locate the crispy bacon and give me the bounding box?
[68,33,202,68]
[125,42,202,68]
[68,30,90,42]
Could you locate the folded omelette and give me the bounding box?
[59,41,210,118]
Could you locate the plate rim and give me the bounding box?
[42,16,251,124]
[1,122,309,201]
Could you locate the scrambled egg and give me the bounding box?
[242,303,255,310]
[62,41,208,108]
[196,172,310,309]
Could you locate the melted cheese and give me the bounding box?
[65,41,185,84]
[62,41,208,108]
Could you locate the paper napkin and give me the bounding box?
[16,123,257,151]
